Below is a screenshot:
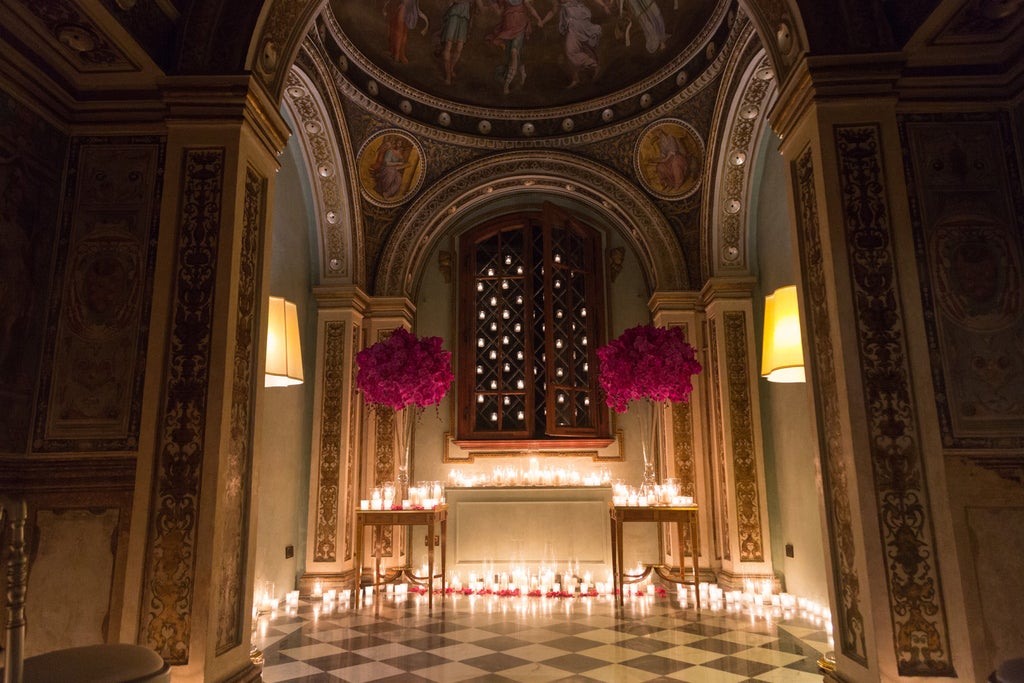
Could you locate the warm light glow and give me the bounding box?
[761,285,805,383]
[266,296,304,387]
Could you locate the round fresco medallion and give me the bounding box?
[357,129,425,207]
[634,118,704,200]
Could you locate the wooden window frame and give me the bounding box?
[456,205,611,447]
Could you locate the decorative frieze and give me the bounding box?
[313,321,345,563]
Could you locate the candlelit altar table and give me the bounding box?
[609,504,701,609]
[354,505,447,610]
[445,486,613,578]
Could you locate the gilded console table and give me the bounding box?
[354,505,447,610]
[609,504,700,609]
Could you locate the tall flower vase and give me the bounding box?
[637,400,659,497]
[395,407,416,503]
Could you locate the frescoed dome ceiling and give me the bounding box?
[322,0,734,140]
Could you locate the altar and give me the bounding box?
[443,486,614,578]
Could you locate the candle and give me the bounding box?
[360,499,370,510]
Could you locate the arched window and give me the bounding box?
[457,203,610,444]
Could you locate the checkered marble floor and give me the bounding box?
[254,593,830,682]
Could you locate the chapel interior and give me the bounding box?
[1,0,1023,681]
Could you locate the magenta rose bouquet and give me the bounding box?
[597,324,701,492]
[356,327,454,411]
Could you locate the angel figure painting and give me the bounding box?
[636,119,703,199]
[358,131,425,206]
[329,0,717,108]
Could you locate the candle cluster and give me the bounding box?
[447,564,610,596]
[447,459,611,488]
[612,480,693,507]
[361,481,445,510]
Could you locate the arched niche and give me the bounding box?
[374,151,690,299]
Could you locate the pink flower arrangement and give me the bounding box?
[596,324,702,413]
[356,327,454,411]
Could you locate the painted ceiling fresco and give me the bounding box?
[329,0,719,110]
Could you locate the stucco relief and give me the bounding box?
[722,310,763,563]
[12,0,136,71]
[706,47,776,275]
[835,124,954,677]
[215,167,265,655]
[902,116,1024,456]
[314,321,346,563]
[35,140,162,452]
[793,146,866,665]
[284,66,356,281]
[141,147,224,665]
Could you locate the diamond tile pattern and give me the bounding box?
[254,594,828,682]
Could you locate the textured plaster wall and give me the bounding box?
[750,132,828,604]
[254,128,317,601]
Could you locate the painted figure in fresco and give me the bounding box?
[539,0,603,88]
[438,0,485,84]
[617,0,666,53]
[486,0,544,94]
[370,136,413,199]
[384,0,430,64]
[652,127,693,192]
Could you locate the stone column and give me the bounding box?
[300,286,369,594]
[129,76,288,683]
[701,277,774,587]
[770,55,971,681]
[358,298,416,572]
[649,292,713,578]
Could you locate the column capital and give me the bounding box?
[648,291,701,317]
[160,74,291,157]
[700,276,757,306]
[313,285,371,313]
[769,53,904,144]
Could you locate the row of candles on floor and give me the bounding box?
[259,573,830,620]
[446,460,612,487]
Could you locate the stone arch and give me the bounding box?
[701,35,779,279]
[374,151,690,298]
[282,60,363,285]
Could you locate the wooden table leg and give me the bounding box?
[615,519,625,606]
[690,511,700,612]
[373,525,382,602]
[427,518,435,611]
[609,512,617,606]
[354,518,364,609]
[440,516,447,610]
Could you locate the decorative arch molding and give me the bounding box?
[246,0,323,102]
[702,41,779,278]
[736,0,806,84]
[282,59,362,284]
[375,152,689,297]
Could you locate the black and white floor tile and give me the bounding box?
[253,591,831,682]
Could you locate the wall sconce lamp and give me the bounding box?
[265,296,303,387]
[761,284,805,383]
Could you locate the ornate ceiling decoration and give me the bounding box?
[317,0,738,142]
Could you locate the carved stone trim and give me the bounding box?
[835,124,955,677]
[722,311,764,562]
[344,323,360,562]
[793,146,867,665]
[215,166,265,655]
[707,49,778,275]
[376,152,688,296]
[141,147,225,664]
[313,321,345,563]
[707,318,730,562]
[283,65,358,282]
[250,0,320,100]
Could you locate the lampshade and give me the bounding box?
[761,285,805,383]
[265,296,303,387]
